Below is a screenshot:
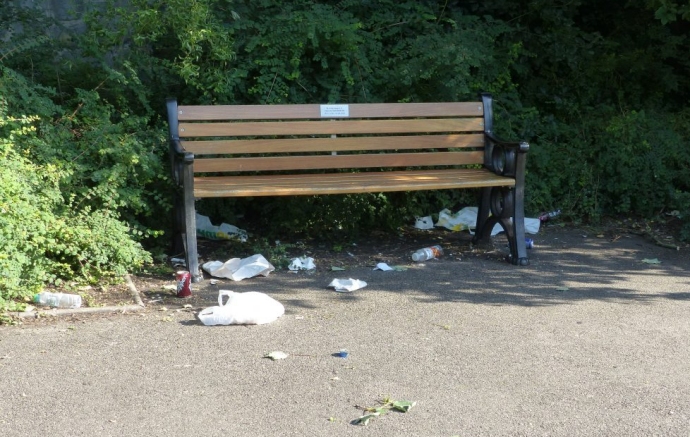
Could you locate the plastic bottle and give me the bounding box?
[411,245,443,262]
[33,292,82,309]
[538,209,562,222]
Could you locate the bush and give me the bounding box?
[0,65,157,311]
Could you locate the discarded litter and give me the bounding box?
[328,278,367,292]
[436,207,541,235]
[337,349,349,358]
[373,262,394,271]
[264,351,289,360]
[198,290,285,325]
[538,209,562,222]
[525,238,534,249]
[175,270,192,298]
[170,257,186,267]
[33,291,82,309]
[196,213,248,242]
[414,215,434,230]
[202,254,275,281]
[642,258,662,264]
[331,266,346,271]
[288,256,316,271]
[411,245,443,262]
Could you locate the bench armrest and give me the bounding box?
[167,98,195,186]
[483,131,529,179]
[169,139,194,186]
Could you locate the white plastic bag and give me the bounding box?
[202,254,275,281]
[198,290,285,326]
[414,216,434,230]
[196,213,248,242]
[436,207,541,235]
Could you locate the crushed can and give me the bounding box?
[175,270,192,298]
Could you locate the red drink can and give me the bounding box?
[175,270,192,298]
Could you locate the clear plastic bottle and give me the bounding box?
[411,245,443,262]
[538,209,562,222]
[33,292,82,309]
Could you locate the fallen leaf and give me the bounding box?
[391,400,416,413]
[352,412,381,426]
[264,351,288,360]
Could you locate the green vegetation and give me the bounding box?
[1,0,688,311]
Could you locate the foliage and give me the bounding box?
[0,64,155,311]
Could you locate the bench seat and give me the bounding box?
[193,169,515,198]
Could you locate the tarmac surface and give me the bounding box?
[1,226,689,436]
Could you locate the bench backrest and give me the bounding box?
[167,100,491,175]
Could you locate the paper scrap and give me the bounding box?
[328,278,367,292]
[373,263,394,271]
[288,256,316,271]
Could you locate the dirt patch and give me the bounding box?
[15,214,688,324]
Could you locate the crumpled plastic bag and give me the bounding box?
[288,256,316,271]
[198,290,284,325]
[328,278,367,292]
[202,254,275,281]
[436,207,540,235]
[414,216,434,230]
[196,213,248,242]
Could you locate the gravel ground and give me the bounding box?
[1,225,689,436]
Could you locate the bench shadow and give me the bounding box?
[186,228,689,309]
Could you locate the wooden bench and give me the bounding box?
[166,94,530,282]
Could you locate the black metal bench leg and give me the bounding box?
[496,186,529,266]
[472,187,492,245]
[182,163,203,282]
[474,186,529,266]
[509,183,529,266]
[171,197,185,257]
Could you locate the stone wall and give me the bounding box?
[7,0,127,35]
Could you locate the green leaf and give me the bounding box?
[391,400,416,413]
[352,412,380,426]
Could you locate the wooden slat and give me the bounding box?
[179,118,484,137]
[193,151,484,173]
[182,134,484,154]
[177,102,484,121]
[192,169,513,197]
